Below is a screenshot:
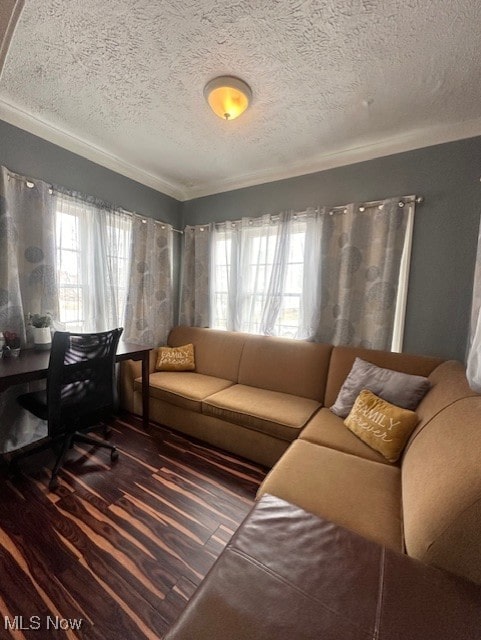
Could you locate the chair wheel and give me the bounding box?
[49,477,59,491]
[111,449,119,462]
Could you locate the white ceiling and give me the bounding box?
[1,0,481,201]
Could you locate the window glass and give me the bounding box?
[55,197,131,332]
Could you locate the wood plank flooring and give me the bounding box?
[0,416,267,639]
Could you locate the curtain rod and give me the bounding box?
[268,195,424,219]
[129,211,183,233]
[6,170,184,234]
[7,170,422,234]
[186,195,424,231]
[273,196,423,219]
[325,194,423,216]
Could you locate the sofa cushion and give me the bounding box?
[258,439,403,550]
[134,372,234,412]
[238,334,332,400]
[324,346,443,408]
[300,407,391,464]
[202,384,321,441]
[344,390,418,463]
[331,357,430,418]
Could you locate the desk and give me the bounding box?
[0,341,151,430]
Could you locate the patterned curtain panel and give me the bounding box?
[179,224,212,327]
[466,217,481,391]
[313,198,411,350]
[0,166,58,344]
[0,166,57,453]
[124,216,173,346]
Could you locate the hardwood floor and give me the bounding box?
[0,416,267,639]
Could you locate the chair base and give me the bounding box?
[9,428,119,491]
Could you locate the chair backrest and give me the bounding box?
[46,328,123,436]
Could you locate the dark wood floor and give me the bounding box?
[0,416,267,639]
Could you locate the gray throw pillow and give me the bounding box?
[330,357,431,418]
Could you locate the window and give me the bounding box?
[211,234,231,331]
[56,203,84,330]
[211,217,310,339]
[209,200,415,351]
[272,227,305,338]
[104,215,131,329]
[55,194,132,332]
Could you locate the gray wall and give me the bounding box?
[182,137,481,361]
[0,120,180,223]
[0,119,183,319]
[3,116,478,361]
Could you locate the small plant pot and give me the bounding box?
[33,327,51,351]
[10,348,20,357]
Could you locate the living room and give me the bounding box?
[1,1,481,639]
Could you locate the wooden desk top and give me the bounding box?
[0,341,151,390]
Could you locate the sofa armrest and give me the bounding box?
[119,349,157,412]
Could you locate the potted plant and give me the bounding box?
[28,313,52,351]
[3,331,21,357]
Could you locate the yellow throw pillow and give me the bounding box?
[344,389,418,463]
[156,343,195,371]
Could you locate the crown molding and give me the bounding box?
[185,117,481,200]
[0,98,188,201]
[1,97,481,203]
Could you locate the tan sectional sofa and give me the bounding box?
[120,326,481,584]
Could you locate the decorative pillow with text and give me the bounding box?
[155,343,195,371]
[344,389,418,463]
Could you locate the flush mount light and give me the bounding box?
[204,76,252,121]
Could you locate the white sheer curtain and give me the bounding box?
[209,197,415,349]
[54,190,132,332]
[466,217,481,391]
[123,216,173,346]
[241,213,291,335]
[212,212,319,337]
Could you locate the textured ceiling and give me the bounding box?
[1,0,481,200]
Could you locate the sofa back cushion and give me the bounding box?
[324,346,443,408]
[238,335,332,401]
[402,395,481,583]
[168,327,247,382]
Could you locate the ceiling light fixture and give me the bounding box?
[204,76,252,121]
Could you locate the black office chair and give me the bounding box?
[11,328,123,490]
